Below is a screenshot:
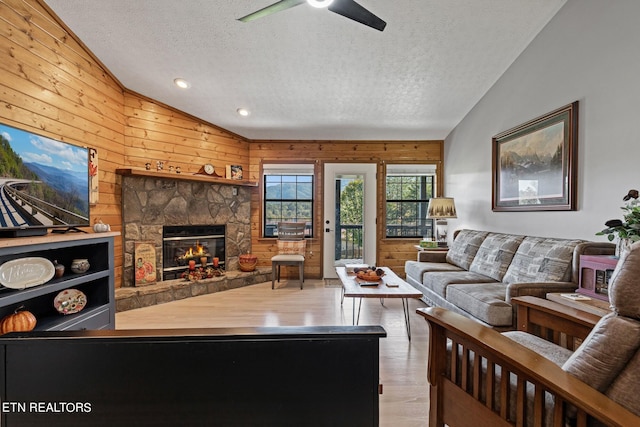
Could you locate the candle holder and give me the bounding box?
[200,256,208,266]
[188,260,196,270]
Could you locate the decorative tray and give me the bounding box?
[54,289,87,315]
[0,257,55,290]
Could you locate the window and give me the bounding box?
[263,164,314,237]
[385,165,436,238]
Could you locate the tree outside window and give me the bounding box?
[386,175,434,238]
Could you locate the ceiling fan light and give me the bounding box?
[307,0,334,9]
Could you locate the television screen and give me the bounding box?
[0,123,90,237]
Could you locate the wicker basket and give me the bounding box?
[238,254,258,272]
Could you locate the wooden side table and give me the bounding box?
[512,296,604,350]
[414,245,449,251]
[546,292,612,317]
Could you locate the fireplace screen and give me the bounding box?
[162,225,225,280]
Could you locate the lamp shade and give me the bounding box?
[427,197,457,219]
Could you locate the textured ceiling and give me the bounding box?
[44,0,566,141]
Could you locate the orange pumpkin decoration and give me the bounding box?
[0,306,37,334]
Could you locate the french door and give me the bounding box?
[322,163,377,279]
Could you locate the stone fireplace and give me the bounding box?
[121,174,252,287]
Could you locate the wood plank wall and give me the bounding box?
[123,93,249,174]
[1,0,254,289]
[3,0,444,287]
[249,141,443,278]
[0,0,126,285]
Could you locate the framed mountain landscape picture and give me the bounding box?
[492,101,578,211]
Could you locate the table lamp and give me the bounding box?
[427,197,457,247]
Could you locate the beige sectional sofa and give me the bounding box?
[404,229,615,330]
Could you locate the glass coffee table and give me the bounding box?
[336,266,422,340]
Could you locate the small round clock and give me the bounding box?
[195,163,220,177]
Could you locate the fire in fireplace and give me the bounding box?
[178,241,210,265]
[162,225,225,280]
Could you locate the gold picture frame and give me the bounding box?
[492,101,578,211]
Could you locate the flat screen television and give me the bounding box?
[0,123,90,237]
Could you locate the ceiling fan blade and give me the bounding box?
[238,0,306,23]
[328,0,386,31]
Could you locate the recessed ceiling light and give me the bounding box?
[237,108,250,117]
[307,0,334,8]
[173,78,191,89]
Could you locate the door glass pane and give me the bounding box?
[334,175,364,266]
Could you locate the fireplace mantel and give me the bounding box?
[116,168,258,187]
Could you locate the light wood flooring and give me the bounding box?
[116,279,430,426]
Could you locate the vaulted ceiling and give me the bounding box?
[44,0,566,141]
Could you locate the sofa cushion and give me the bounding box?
[502,331,573,366]
[605,348,640,417]
[446,229,489,270]
[424,271,496,299]
[502,236,582,284]
[593,243,640,418]
[468,233,524,281]
[562,313,640,392]
[609,241,640,319]
[446,283,512,326]
[404,260,463,284]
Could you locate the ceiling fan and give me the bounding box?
[238,0,387,32]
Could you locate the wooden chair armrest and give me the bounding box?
[417,307,640,427]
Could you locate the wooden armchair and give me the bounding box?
[417,242,640,427]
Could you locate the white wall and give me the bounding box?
[444,0,640,241]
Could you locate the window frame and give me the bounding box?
[262,163,315,238]
[384,164,437,239]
